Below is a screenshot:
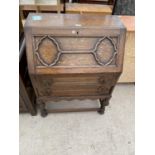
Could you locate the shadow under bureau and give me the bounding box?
[24,13,126,117]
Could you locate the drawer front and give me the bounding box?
[36,74,117,97]
[33,35,119,68]
[36,74,118,85]
[38,84,111,97]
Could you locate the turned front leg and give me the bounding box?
[98,98,109,115]
[37,99,48,117]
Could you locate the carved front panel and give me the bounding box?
[96,37,117,65]
[33,35,119,67]
[33,36,61,66]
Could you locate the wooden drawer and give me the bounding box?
[36,74,118,85]
[38,84,111,97]
[36,74,117,97]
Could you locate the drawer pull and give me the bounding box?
[98,77,105,84]
[97,87,105,94]
[43,79,53,86]
[40,89,52,96]
[46,88,52,95]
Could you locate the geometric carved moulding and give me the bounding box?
[94,37,118,66]
[34,36,61,66]
[33,35,118,67]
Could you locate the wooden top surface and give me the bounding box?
[25,13,125,29]
[20,0,58,6]
[119,16,135,32]
[66,3,112,13]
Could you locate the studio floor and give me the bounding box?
[19,84,135,155]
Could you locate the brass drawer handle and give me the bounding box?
[97,86,105,95]
[46,88,52,95]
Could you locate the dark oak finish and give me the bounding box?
[24,13,126,116]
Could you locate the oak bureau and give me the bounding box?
[24,13,126,117]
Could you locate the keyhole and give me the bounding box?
[77,31,79,35]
